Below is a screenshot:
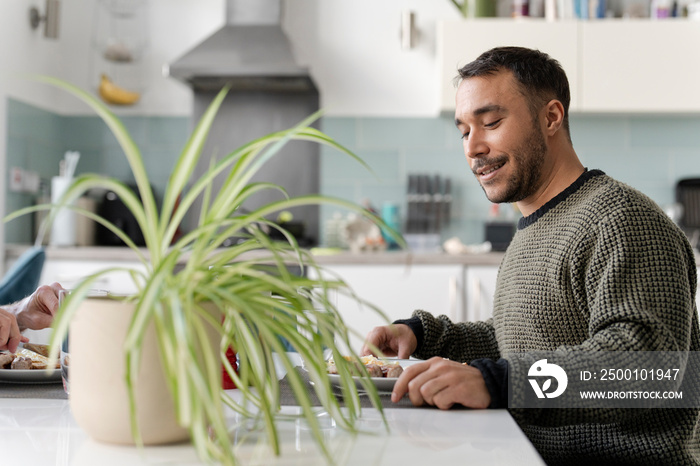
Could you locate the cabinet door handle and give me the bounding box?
[469,275,482,322]
[448,276,458,321]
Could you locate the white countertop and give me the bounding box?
[0,399,543,466]
[1,353,544,465]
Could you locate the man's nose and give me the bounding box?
[464,132,488,159]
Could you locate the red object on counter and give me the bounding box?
[222,347,237,389]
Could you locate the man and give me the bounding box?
[362,46,700,464]
[0,283,63,352]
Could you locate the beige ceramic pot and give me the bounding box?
[68,297,220,445]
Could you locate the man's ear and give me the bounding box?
[543,99,565,136]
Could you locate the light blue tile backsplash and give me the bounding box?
[6,97,700,246]
[320,114,700,247]
[4,98,189,243]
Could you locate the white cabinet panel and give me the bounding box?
[310,264,465,353]
[41,260,146,295]
[580,21,700,112]
[438,19,581,113]
[465,265,499,322]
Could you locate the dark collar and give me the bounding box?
[518,169,605,230]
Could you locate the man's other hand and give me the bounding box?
[15,282,64,332]
[391,356,491,410]
[361,323,417,360]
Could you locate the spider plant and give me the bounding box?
[5,77,403,465]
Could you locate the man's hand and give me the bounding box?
[0,308,27,352]
[391,356,491,410]
[361,323,417,359]
[0,283,63,352]
[14,283,64,332]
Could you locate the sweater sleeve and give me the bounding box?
[409,309,501,362]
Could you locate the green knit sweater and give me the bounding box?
[413,170,700,465]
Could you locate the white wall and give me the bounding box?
[0,0,65,268]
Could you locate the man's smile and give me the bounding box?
[474,161,505,181]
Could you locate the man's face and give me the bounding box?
[454,71,548,204]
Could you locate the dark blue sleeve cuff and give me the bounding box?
[392,316,424,350]
[469,358,509,409]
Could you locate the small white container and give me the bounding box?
[49,176,77,247]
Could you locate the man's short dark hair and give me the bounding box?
[456,46,571,141]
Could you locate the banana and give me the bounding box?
[98,74,140,106]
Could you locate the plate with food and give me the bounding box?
[0,343,62,384]
[325,355,422,393]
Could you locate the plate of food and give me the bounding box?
[325,355,422,393]
[0,343,62,384]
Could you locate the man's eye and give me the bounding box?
[460,132,469,140]
[486,119,502,128]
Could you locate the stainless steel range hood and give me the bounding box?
[168,0,321,246]
[167,0,314,92]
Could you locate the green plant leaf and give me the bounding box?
[159,86,230,245]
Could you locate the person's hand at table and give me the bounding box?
[0,307,25,353]
[361,323,417,359]
[391,356,491,410]
[0,282,64,352]
[15,283,63,331]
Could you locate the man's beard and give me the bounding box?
[476,125,547,204]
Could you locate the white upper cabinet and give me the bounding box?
[438,19,580,113]
[438,19,700,114]
[580,21,700,112]
[284,0,460,117]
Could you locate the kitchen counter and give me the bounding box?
[1,353,544,465]
[4,243,507,266]
[11,243,700,267]
[1,398,544,465]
